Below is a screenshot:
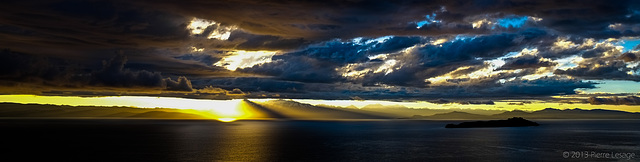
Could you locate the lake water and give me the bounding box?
[2,119,639,161]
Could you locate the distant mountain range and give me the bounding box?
[247,100,640,119]
[250,100,503,119]
[409,108,640,119]
[0,102,207,119]
[247,100,390,119]
[2,101,639,120]
[320,103,504,117]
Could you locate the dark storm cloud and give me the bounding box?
[0,49,77,85]
[418,29,546,66]
[174,53,222,67]
[579,42,622,59]
[619,52,639,62]
[0,0,236,81]
[0,0,191,54]
[440,0,640,38]
[365,37,424,54]
[555,47,640,81]
[498,55,556,70]
[358,29,548,87]
[279,36,426,64]
[91,54,203,91]
[554,61,640,81]
[0,0,307,78]
[283,41,370,64]
[588,96,640,105]
[0,50,203,93]
[2,0,639,100]
[90,54,165,87]
[127,0,442,39]
[3,0,640,54]
[481,78,596,96]
[122,0,640,40]
[239,77,595,100]
[227,31,310,51]
[238,36,428,84]
[239,56,344,83]
[240,29,550,87]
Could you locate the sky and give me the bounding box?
[1,0,640,108]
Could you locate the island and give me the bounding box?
[445,117,539,128]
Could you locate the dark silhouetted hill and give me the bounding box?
[445,117,539,128]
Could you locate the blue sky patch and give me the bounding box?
[416,13,440,28]
[497,16,528,28]
[620,38,640,52]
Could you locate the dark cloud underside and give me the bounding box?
[1,0,640,100]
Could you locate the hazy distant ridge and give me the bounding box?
[2,102,638,120]
[0,103,206,119]
[410,108,640,119]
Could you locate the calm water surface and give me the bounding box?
[2,119,639,161]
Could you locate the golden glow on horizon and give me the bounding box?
[214,50,278,71]
[0,95,253,121]
[207,99,254,121]
[0,95,639,115]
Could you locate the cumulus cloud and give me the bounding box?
[91,54,165,87]
[94,54,200,91]
[165,76,193,91]
[228,88,245,95]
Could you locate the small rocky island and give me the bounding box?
[445,117,539,128]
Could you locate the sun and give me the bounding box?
[217,118,238,122]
